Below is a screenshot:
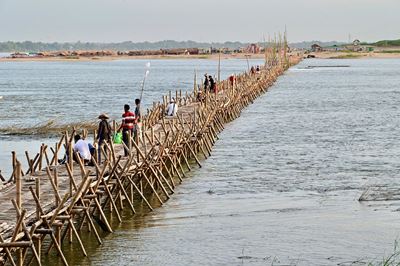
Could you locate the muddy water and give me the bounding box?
[6,59,400,265]
[40,58,400,265]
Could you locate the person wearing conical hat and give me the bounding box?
[97,113,111,163]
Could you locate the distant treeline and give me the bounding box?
[0,40,354,52]
[358,39,400,47]
[370,39,400,47]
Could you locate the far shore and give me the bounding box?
[0,53,267,62]
[308,51,400,59]
[2,51,400,62]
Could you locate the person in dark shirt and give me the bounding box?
[97,113,111,163]
[133,98,141,142]
[209,75,216,93]
[203,73,209,90]
[250,66,256,75]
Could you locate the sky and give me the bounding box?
[0,0,399,43]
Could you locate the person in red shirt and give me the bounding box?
[229,73,236,88]
[118,104,135,156]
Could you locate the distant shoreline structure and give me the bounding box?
[0,40,345,53]
[2,38,399,61]
[1,44,296,61]
[0,52,269,62]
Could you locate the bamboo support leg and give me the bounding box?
[141,171,164,205]
[184,141,202,167]
[0,234,17,266]
[127,176,153,211]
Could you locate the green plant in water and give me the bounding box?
[368,240,400,266]
[330,53,362,59]
[377,50,400,54]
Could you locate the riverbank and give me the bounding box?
[0,53,267,62]
[309,51,400,59]
[3,50,400,62]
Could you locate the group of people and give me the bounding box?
[106,98,143,158]
[62,98,143,165]
[203,74,216,93]
[250,65,261,75]
[195,72,237,102]
[65,95,181,166]
[65,66,261,166]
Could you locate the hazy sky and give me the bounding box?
[0,0,399,43]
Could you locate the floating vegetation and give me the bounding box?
[207,188,215,194]
[359,185,400,202]
[377,50,400,54]
[367,240,400,266]
[306,65,350,68]
[329,53,363,59]
[0,120,97,136]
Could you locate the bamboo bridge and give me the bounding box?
[0,48,301,265]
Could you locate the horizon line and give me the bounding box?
[0,39,350,44]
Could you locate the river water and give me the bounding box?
[3,58,400,265]
[0,58,262,177]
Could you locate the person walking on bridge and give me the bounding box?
[133,98,142,142]
[97,113,111,163]
[208,75,216,93]
[229,73,236,88]
[203,73,209,91]
[118,104,135,156]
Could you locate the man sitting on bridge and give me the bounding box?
[165,99,178,117]
[73,134,93,164]
[58,135,94,165]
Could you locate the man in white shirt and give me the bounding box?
[73,135,92,162]
[165,99,178,117]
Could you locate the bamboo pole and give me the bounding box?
[16,161,22,210]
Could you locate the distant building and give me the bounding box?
[159,48,199,55]
[186,48,199,55]
[352,39,362,52]
[210,47,219,54]
[245,43,260,53]
[10,52,30,58]
[219,47,233,54]
[364,46,374,52]
[198,48,210,54]
[311,44,322,52]
[324,44,345,52]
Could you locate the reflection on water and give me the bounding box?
[6,58,400,265]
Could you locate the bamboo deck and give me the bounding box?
[0,49,301,265]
